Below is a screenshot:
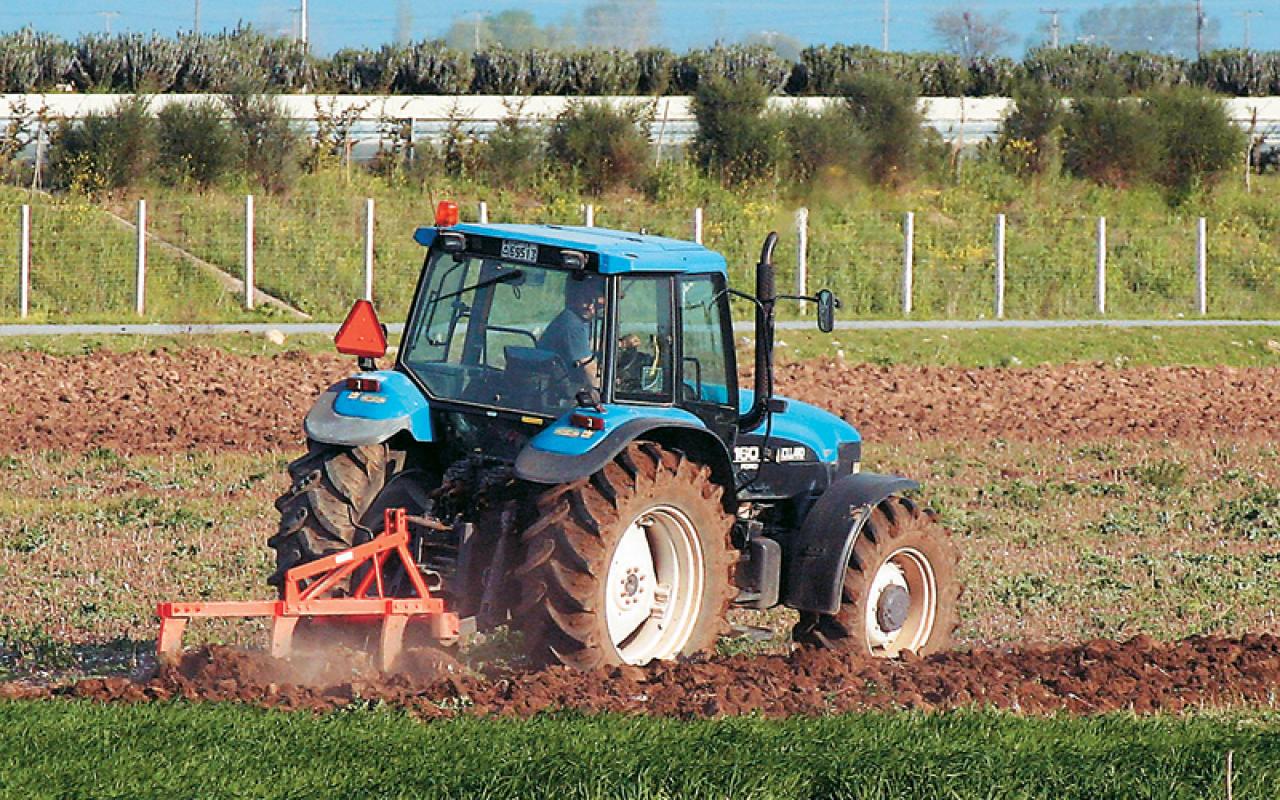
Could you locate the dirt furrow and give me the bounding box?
[0,349,1276,454]
[8,634,1280,718]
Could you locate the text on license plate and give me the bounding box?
[501,240,539,262]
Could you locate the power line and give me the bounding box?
[1039,8,1065,48]
[95,10,120,35]
[882,0,889,51]
[1195,0,1205,58]
[1236,10,1262,50]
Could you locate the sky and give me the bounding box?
[3,1,1276,57]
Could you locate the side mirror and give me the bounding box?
[816,289,838,333]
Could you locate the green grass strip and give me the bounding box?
[0,701,1277,798]
[2,325,1280,368]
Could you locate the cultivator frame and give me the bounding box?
[157,508,459,671]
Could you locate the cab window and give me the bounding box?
[679,275,732,406]
[614,276,673,403]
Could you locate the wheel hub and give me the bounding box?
[603,505,705,664]
[875,584,910,633]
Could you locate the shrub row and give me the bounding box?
[2,28,1280,96]
[28,78,1247,207]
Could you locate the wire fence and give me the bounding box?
[3,192,1278,324]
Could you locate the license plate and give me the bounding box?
[501,240,539,263]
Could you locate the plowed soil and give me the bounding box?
[7,634,1280,717]
[1,349,1277,454]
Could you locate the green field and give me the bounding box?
[2,428,1278,676]
[3,329,1279,797]
[5,322,1280,369]
[2,163,1278,323]
[0,701,1275,799]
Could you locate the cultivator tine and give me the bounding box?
[379,615,409,672]
[156,507,459,670]
[155,611,187,663]
[270,617,300,660]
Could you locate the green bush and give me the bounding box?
[49,96,156,193]
[224,90,301,193]
[470,49,642,95]
[841,72,924,186]
[691,77,781,186]
[635,48,675,95]
[0,28,71,92]
[1062,96,1160,188]
[996,83,1064,177]
[156,100,237,188]
[480,111,545,188]
[673,45,793,94]
[547,101,649,194]
[780,105,862,184]
[1145,87,1245,202]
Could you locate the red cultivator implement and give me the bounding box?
[157,508,459,671]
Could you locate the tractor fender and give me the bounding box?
[781,472,920,615]
[514,413,730,486]
[303,370,434,447]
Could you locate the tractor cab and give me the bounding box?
[395,204,744,450]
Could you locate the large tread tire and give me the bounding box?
[268,441,401,588]
[792,495,960,657]
[513,442,735,670]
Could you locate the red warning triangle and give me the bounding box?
[334,300,387,358]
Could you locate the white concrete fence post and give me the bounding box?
[583,203,594,227]
[902,211,914,316]
[795,207,808,311]
[244,194,255,311]
[135,198,147,316]
[994,213,1006,319]
[693,207,703,244]
[1096,216,1107,315]
[364,198,375,302]
[18,204,30,319]
[1196,216,1207,315]
[478,201,489,224]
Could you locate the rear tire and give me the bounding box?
[793,496,959,657]
[269,441,432,590]
[514,442,735,669]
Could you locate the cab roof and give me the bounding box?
[413,223,728,275]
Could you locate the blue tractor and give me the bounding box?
[271,202,960,669]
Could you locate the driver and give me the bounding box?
[538,278,604,390]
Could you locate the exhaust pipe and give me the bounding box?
[740,232,777,432]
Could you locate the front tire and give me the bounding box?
[793,496,960,657]
[514,443,735,669]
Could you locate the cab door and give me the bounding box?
[675,274,738,445]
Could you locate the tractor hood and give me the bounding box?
[738,390,861,464]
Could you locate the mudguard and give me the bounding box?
[514,405,727,484]
[781,472,919,614]
[303,370,434,447]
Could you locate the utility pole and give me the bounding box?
[1196,0,1205,58]
[298,0,309,48]
[193,0,200,33]
[882,0,889,51]
[1040,8,1064,48]
[1236,10,1261,50]
[96,10,120,34]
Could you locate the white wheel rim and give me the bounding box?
[863,546,938,656]
[604,504,705,664]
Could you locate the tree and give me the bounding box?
[1075,2,1219,58]
[581,0,658,51]
[444,9,564,51]
[930,8,1014,61]
[745,31,803,63]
